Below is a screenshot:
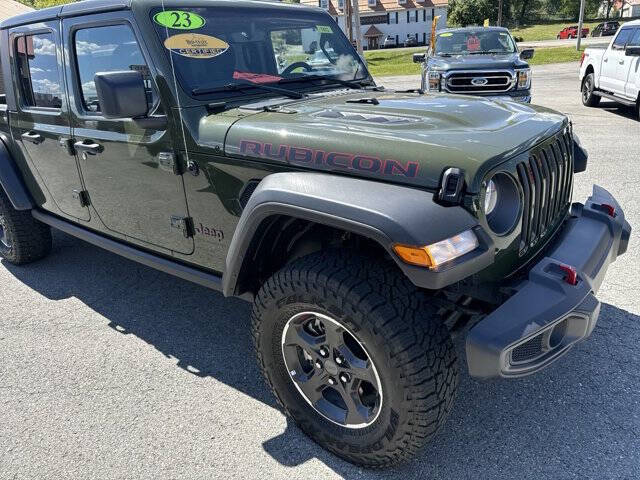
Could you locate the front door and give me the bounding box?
[602,28,634,94]
[62,13,193,254]
[624,28,640,100]
[9,23,89,220]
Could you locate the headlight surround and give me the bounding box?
[516,68,531,90]
[427,70,442,91]
[483,172,521,236]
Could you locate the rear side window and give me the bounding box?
[15,32,63,109]
[613,29,633,49]
[74,24,156,113]
[629,29,640,47]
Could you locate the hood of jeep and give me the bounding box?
[209,90,567,192]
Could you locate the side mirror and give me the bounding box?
[413,53,426,64]
[625,46,640,57]
[520,48,535,60]
[94,71,148,119]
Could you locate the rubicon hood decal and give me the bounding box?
[239,140,419,178]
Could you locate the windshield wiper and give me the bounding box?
[192,81,306,99]
[278,75,369,90]
[468,51,501,55]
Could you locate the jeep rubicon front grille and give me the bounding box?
[516,129,574,254]
[445,71,515,94]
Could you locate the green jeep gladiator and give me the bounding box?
[0,0,631,468]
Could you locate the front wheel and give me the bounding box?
[582,73,601,107]
[252,250,458,467]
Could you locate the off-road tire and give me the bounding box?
[0,188,51,265]
[252,250,458,468]
[582,73,600,107]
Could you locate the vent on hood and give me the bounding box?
[314,109,418,125]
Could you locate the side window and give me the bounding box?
[74,24,157,114]
[629,29,640,47]
[613,29,633,50]
[15,32,63,109]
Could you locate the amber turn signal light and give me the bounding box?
[392,245,434,268]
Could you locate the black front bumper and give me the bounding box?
[466,185,631,379]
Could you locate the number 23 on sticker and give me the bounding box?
[154,10,206,30]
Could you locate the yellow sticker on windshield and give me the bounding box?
[317,25,333,34]
[439,32,453,37]
[164,33,229,59]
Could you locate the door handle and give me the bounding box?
[619,60,625,65]
[21,131,44,145]
[603,58,608,63]
[74,140,103,155]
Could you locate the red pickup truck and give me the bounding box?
[557,25,589,39]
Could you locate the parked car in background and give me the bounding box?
[591,21,620,37]
[383,35,396,48]
[413,27,534,103]
[580,20,640,119]
[404,35,418,47]
[557,25,589,39]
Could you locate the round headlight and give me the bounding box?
[483,173,521,236]
[484,179,498,215]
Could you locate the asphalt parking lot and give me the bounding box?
[1,62,639,480]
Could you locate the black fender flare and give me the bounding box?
[222,172,495,297]
[0,139,34,210]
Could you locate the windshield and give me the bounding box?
[434,30,517,55]
[151,6,369,98]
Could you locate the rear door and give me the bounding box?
[8,22,89,220]
[62,12,193,254]
[624,28,640,100]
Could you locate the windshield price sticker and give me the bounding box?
[439,32,453,37]
[164,33,229,59]
[154,10,206,30]
[317,26,333,34]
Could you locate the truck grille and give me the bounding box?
[445,71,514,94]
[516,128,574,254]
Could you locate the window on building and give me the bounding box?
[74,24,156,114]
[368,0,376,6]
[337,0,344,10]
[407,11,410,23]
[423,9,426,22]
[319,0,329,9]
[398,0,407,5]
[15,32,63,109]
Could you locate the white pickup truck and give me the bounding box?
[580,19,640,119]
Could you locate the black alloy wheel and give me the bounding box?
[281,311,382,428]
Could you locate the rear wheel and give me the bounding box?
[252,250,458,467]
[0,188,51,265]
[582,73,600,107]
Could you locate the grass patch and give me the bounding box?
[511,20,629,42]
[365,46,584,77]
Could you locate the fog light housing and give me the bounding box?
[393,230,479,269]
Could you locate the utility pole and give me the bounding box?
[577,0,586,50]
[352,0,363,55]
[344,0,353,46]
[497,0,503,26]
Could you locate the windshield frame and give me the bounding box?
[433,29,518,56]
[149,5,372,102]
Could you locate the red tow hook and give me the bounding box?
[597,203,616,217]
[558,264,578,286]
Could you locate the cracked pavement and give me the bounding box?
[1,62,639,479]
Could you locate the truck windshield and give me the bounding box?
[151,6,369,98]
[434,30,516,55]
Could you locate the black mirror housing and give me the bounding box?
[520,48,535,60]
[625,46,640,57]
[413,53,426,64]
[94,71,148,119]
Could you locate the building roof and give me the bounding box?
[0,0,33,23]
[302,0,448,17]
[363,25,384,37]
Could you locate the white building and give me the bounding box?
[619,0,640,17]
[301,0,448,50]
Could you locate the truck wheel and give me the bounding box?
[582,73,600,107]
[252,250,458,467]
[0,188,51,265]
